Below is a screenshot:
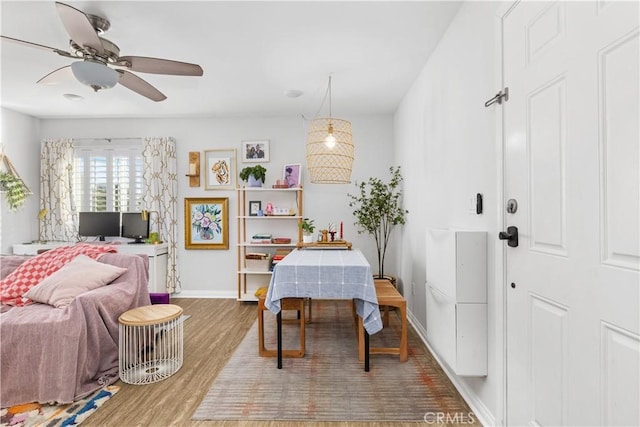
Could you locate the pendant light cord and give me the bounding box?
[328,75,332,124]
[302,74,333,121]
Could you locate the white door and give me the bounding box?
[502,1,639,425]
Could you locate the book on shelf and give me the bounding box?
[252,233,272,239]
[272,237,291,244]
[250,233,273,244]
[272,248,292,262]
[246,252,269,260]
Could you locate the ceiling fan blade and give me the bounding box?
[117,70,167,102]
[55,2,103,54]
[1,35,74,58]
[37,65,74,85]
[117,56,203,76]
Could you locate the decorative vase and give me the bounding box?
[247,175,262,187]
[200,227,214,240]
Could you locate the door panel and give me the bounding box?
[599,29,640,269]
[502,1,639,425]
[528,76,567,255]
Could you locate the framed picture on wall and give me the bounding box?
[204,149,236,190]
[283,163,301,188]
[241,140,269,163]
[184,197,229,249]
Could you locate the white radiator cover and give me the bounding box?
[425,229,487,376]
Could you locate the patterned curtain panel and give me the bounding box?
[142,137,181,293]
[40,139,78,242]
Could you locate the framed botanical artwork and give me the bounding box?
[184,197,229,249]
[283,163,302,188]
[241,140,269,163]
[204,149,236,190]
[249,200,261,216]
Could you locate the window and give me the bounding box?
[73,141,144,212]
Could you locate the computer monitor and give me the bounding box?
[121,212,150,244]
[78,212,121,241]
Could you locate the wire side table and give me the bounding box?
[119,304,184,384]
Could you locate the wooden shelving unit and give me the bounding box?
[236,187,303,301]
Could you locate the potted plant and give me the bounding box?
[348,166,408,279]
[239,165,267,187]
[299,217,316,243]
[0,171,29,211]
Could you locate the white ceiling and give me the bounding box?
[0,1,461,119]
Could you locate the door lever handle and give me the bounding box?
[498,226,519,247]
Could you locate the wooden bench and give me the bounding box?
[357,279,408,362]
[256,289,309,358]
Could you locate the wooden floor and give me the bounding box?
[84,298,471,427]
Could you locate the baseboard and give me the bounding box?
[407,311,496,427]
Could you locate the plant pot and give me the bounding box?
[247,174,262,187]
[302,234,313,243]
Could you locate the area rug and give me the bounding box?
[193,300,474,422]
[0,385,119,427]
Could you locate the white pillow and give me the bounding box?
[24,254,127,308]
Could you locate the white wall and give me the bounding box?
[394,1,501,424]
[38,115,394,297]
[0,108,41,254]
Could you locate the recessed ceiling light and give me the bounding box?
[284,89,303,98]
[63,93,84,101]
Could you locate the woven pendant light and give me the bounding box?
[306,77,354,183]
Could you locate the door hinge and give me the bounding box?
[484,87,509,107]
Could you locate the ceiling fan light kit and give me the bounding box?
[1,1,203,101]
[71,59,118,91]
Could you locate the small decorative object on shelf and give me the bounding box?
[272,179,289,189]
[300,218,315,243]
[239,165,267,188]
[264,202,273,215]
[283,163,301,188]
[245,252,271,271]
[272,207,294,216]
[328,222,336,241]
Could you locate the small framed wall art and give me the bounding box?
[249,200,262,216]
[184,197,229,249]
[283,163,301,188]
[204,149,236,190]
[241,140,269,163]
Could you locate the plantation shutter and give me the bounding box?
[73,142,143,212]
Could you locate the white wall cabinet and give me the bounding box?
[236,187,302,301]
[425,229,487,376]
[12,242,168,294]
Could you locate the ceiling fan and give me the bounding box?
[1,1,204,102]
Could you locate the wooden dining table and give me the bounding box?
[264,248,382,371]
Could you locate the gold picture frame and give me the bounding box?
[204,149,236,190]
[184,197,229,249]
